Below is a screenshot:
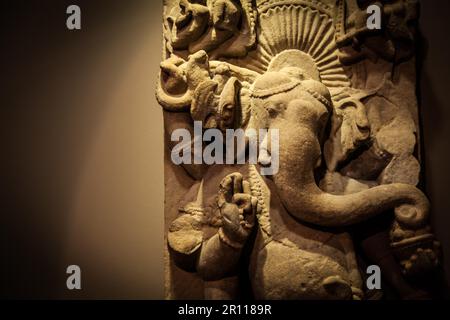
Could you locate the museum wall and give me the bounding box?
[1,0,449,298]
[420,0,450,294]
[2,0,165,299]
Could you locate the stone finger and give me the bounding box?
[232,193,252,212]
[242,180,251,195]
[232,173,243,195]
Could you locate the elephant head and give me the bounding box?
[248,65,429,230]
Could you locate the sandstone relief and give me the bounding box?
[157,0,441,299]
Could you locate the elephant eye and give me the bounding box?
[338,100,356,110]
[264,101,285,118]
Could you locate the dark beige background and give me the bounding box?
[1,0,449,299]
[420,0,450,293]
[2,0,165,299]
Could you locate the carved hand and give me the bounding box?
[217,172,257,248]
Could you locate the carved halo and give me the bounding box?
[229,0,351,92]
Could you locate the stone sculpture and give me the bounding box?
[157,0,441,299]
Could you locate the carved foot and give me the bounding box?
[322,275,354,300]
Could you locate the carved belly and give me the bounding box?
[249,240,353,300]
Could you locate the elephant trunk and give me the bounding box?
[275,177,429,229]
[272,124,429,229]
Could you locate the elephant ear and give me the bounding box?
[190,79,219,129]
[248,164,272,242]
[324,84,383,171]
[217,77,242,131]
[190,76,246,131]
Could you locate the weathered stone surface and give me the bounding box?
[157,0,441,299]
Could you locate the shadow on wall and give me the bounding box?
[419,0,450,292]
[1,0,164,299]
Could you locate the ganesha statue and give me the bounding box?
[157,0,442,299]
